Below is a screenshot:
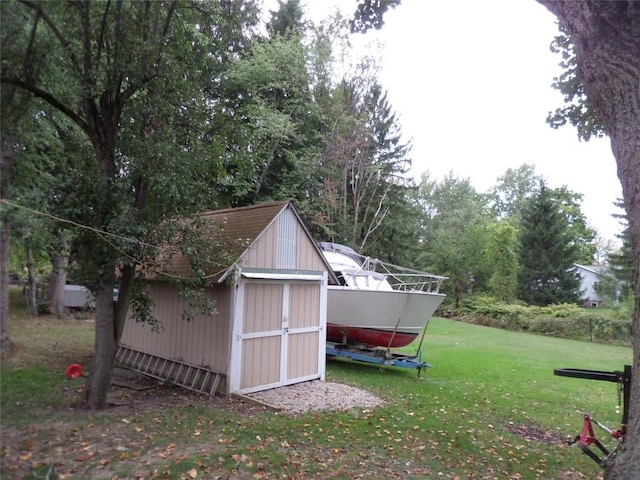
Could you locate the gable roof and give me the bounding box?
[573,263,607,276]
[164,201,335,283]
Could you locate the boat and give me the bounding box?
[318,242,447,349]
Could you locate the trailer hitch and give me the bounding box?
[554,365,631,468]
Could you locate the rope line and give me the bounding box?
[1,198,229,281]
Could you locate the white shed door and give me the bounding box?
[233,279,324,394]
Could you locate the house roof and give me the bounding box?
[573,263,607,276]
[162,201,334,283]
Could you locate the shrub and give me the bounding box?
[455,295,632,345]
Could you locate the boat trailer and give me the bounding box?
[553,365,631,468]
[326,342,431,376]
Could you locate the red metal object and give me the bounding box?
[65,363,83,379]
[578,415,598,446]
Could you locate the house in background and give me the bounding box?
[573,263,607,307]
[118,201,336,396]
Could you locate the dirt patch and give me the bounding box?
[504,422,564,445]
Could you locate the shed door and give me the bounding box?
[233,279,325,394]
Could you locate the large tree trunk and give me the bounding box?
[48,232,69,317]
[536,2,640,478]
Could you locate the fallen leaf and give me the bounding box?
[186,468,197,478]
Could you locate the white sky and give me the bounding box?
[278,0,625,244]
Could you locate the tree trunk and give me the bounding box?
[48,232,69,317]
[0,212,11,352]
[24,244,37,315]
[536,2,640,478]
[85,272,117,410]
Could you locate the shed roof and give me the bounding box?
[162,201,333,283]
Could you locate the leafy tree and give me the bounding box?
[214,22,322,209]
[550,185,596,264]
[416,172,492,307]
[489,163,543,222]
[546,27,605,141]
[517,182,581,306]
[350,0,401,33]
[1,0,260,409]
[538,3,640,475]
[486,222,519,302]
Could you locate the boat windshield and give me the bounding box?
[323,250,393,290]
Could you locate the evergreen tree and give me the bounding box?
[517,182,581,306]
[603,200,634,300]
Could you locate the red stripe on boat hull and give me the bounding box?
[326,324,418,348]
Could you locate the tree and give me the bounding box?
[551,185,596,264]
[416,172,492,307]
[537,2,640,476]
[486,222,519,302]
[489,163,543,222]
[490,164,597,264]
[517,182,581,306]
[350,0,401,33]
[1,0,260,409]
[317,78,412,255]
[606,201,635,301]
[214,16,322,209]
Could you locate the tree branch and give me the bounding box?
[18,0,82,75]
[22,7,40,83]
[0,77,89,134]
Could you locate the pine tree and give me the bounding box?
[517,182,581,306]
[606,200,635,300]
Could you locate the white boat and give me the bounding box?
[319,242,447,348]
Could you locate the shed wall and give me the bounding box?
[241,210,326,272]
[120,282,231,373]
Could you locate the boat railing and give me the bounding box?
[350,257,447,294]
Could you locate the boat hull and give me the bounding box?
[325,287,446,348]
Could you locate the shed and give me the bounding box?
[117,201,334,395]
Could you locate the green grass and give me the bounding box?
[1,290,632,479]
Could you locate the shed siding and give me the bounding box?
[288,331,319,379]
[120,283,231,373]
[277,208,297,269]
[296,225,325,271]
[287,282,321,380]
[240,283,284,390]
[289,282,320,329]
[241,211,326,273]
[242,283,283,334]
[242,222,277,269]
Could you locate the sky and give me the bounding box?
[273,0,625,245]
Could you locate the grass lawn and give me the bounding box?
[1,288,632,479]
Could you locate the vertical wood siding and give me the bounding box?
[240,283,284,389]
[120,282,231,373]
[277,209,297,269]
[287,331,319,380]
[286,283,321,380]
[242,283,283,334]
[288,283,320,329]
[240,336,282,389]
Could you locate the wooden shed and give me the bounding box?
[117,201,333,395]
